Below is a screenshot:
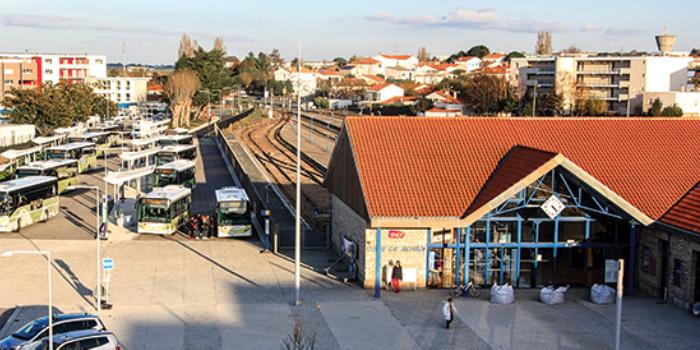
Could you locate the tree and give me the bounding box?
[539,93,564,116]
[313,97,329,109]
[577,98,608,116]
[213,36,226,54]
[454,74,516,115]
[535,32,553,55]
[332,57,347,68]
[281,320,315,350]
[466,45,490,58]
[690,48,700,57]
[417,47,431,61]
[411,96,433,114]
[647,98,663,116]
[176,46,235,118]
[178,33,196,58]
[164,70,200,128]
[2,82,116,135]
[562,45,581,54]
[504,51,526,62]
[661,104,683,117]
[269,49,284,69]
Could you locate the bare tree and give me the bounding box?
[213,36,226,54]
[417,47,431,61]
[535,32,553,55]
[562,45,581,54]
[281,320,315,350]
[178,33,196,58]
[164,70,200,128]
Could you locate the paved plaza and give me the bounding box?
[1,236,699,350]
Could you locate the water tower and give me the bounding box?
[655,27,676,54]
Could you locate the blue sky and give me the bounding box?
[1,0,697,64]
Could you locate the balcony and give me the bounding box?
[523,67,555,75]
[576,69,621,75]
[525,80,553,87]
[576,82,619,88]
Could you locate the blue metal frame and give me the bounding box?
[375,227,381,298]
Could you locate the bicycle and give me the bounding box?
[449,281,481,298]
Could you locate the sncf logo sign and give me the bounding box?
[388,230,405,239]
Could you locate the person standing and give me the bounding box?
[385,260,394,291]
[443,297,457,329]
[391,260,403,293]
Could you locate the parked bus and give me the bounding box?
[16,159,79,194]
[131,119,169,139]
[90,124,121,145]
[45,142,97,173]
[154,160,196,188]
[120,149,159,171]
[0,176,59,232]
[157,134,193,146]
[214,187,252,238]
[128,137,159,152]
[137,185,191,234]
[68,132,111,156]
[155,145,197,165]
[1,146,43,167]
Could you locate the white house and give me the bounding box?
[385,66,413,81]
[643,91,700,117]
[454,56,482,72]
[482,53,506,68]
[424,107,462,117]
[373,54,419,70]
[364,83,404,103]
[341,58,382,76]
[426,90,464,112]
[273,66,318,97]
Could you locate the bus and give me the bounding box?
[32,135,66,149]
[128,137,159,152]
[158,134,193,146]
[156,145,197,166]
[137,185,191,234]
[0,176,59,232]
[214,187,252,238]
[90,124,122,146]
[1,146,43,167]
[154,160,196,188]
[45,142,97,173]
[131,119,169,139]
[68,132,111,156]
[16,159,78,194]
[120,148,159,171]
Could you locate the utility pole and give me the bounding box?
[294,42,302,306]
[532,84,538,117]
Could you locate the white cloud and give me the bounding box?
[366,8,639,35]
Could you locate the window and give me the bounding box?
[77,336,109,349]
[45,69,53,74]
[53,321,84,334]
[95,59,104,64]
[641,246,655,275]
[673,258,683,287]
[4,69,14,74]
[23,69,33,74]
[3,80,12,84]
[45,58,52,64]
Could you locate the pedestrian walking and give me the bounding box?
[391,260,403,293]
[443,297,457,329]
[385,260,394,291]
[188,215,198,239]
[201,214,211,239]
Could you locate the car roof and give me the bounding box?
[27,313,99,328]
[51,330,113,345]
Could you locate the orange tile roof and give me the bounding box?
[483,53,505,60]
[363,74,385,83]
[456,56,479,62]
[341,117,700,220]
[379,54,413,60]
[367,83,396,92]
[319,69,342,76]
[431,91,462,104]
[660,182,700,233]
[425,108,462,113]
[381,96,417,105]
[350,58,380,65]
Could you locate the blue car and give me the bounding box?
[0,314,105,350]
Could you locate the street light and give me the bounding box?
[65,184,101,313]
[1,250,53,350]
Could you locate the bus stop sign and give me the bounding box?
[102,258,114,270]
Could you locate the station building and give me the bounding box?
[324,117,700,310]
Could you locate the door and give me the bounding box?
[659,239,669,298]
[694,251,700,303]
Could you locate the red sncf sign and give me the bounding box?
[388,230,405,239]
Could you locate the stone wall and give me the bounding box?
[637,226,700,310]
[330,195,368,282]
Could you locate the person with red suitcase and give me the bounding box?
[391,260,403,293]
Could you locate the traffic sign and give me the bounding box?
[260,209,271,217]
[102,258,114,270]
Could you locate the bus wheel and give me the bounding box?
[13,219,20,232]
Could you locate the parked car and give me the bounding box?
[20,330,121,350]
[0,314,105,350]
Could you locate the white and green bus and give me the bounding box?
[155,144,197,166]
[68,132,111,156]
[158,134,193,146]
[0,146,44,181]
[0,176,59,232]
[154,160,196,188]
[32,135,66,149]
[214,187,252,238]
[16,159,79,194]
[45,142,97,173]
[137,185,191,234]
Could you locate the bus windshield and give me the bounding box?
[46,150,69,160]
[157,153,175,165]
[139,203,170,223]
[217,209,248,226]
[0,192,13,215]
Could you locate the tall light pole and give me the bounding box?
[294,42,302,306]
[1,250,53,350]
[66,184,101,312]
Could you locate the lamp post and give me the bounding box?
[1,250,53,350]
[66,184,101,312]
[294,42,302,306]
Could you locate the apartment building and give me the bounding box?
[85,77,149,107]
[512,54,693,115]
[0,53,107,84]
[0,56,39,101]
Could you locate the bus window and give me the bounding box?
[139,204,169,223]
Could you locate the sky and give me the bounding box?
[1,0,697,64]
